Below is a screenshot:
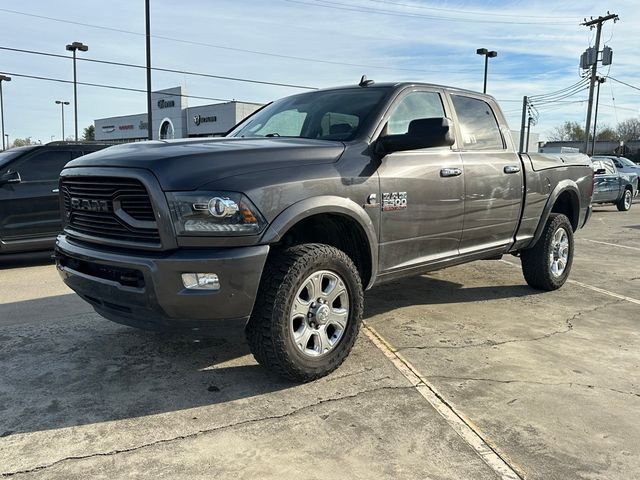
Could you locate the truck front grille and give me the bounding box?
[61,176,161,246]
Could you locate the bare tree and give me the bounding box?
[616,118,640,143]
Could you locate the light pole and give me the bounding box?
[145,0,153,140]
[0,74,11,150]
[591,76,606,156]
[55,100,70,140]
[476,48,498,94]
[66,41,89,141]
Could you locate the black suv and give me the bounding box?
[0,142,110,253]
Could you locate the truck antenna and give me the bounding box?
[359,75,375,87]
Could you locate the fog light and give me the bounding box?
[182,273,220,290]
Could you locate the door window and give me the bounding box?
[385,91,445,135]
[14,150,73,182]
[602,160,616,174]
[451,95,504,150]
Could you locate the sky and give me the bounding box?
[0,0,638,144]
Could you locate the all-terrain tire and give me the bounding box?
[245,243,364,382]
[521,213,574,291]
[616,188,633,211]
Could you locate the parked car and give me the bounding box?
[591,157,637,211]
[0,142,110,254]
[593,155,640,196]
[55,81,593,381]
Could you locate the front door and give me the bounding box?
[377,89,464,274]
[0,149,72,240]
[592,159,619,203]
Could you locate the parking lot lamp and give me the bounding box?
[476,48,498,94]
[0,74,11,150]
[55,100,70,140]
[66,42,89,141]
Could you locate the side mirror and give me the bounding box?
[0,170,21,186]
[377,117,455,155]
[594,168,606,175]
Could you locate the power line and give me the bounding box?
[0,72,244,103]
[529,78,590,99]
[285,0,578,25]
[0,7,472,74]
[607,76,640,92]
[364,0,576,19]
[0,46,317,90]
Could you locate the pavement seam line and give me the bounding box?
[499,259,640,305]
[581,238,640,252]
[0,385,412,478]
[363,323,524,480]
[394,299,622,351]
[425,375,640,398]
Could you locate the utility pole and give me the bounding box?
[582,13,618,154]
[591,76,606,156]
[518,96,528,153]
[525,116,533,153]
[0,75,11,150]
[145,0,153,141]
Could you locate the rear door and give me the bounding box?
[0,148,72,240]
[449,94,523,253]
[377,88,464,273]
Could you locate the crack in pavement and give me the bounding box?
[0,384,414,478]
[427,375,640,398]
[395,300,623,351]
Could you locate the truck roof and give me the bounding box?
[313,81,494,100]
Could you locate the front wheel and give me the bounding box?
[246,243,364,382]
[521,213,574,291]
[616,188,632,211]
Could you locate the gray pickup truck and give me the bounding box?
[55,81,593,381]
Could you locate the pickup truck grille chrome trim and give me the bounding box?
[61,176,161,247]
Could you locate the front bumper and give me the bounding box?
[55,235,269,333]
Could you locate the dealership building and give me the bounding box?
[94,86,263,142]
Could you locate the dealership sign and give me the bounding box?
[157,99,176,109]
[193,114,217,126]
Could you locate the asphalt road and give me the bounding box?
[1,204,638,479]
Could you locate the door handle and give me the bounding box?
[52,188,59,193]
[504,165,521,174]
[440,167,462,177]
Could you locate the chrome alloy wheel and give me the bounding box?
[290,270,349,358]
[624,189,632,210]
[549,227,570,277]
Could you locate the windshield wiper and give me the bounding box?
[264,133,281,137]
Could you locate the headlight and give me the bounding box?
[166,191,267,236]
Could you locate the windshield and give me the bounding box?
[618,157,637,167]
[229,88,389,142]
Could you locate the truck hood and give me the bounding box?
[65,137,345,190]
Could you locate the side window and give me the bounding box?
[385,91,445,136]
[15,151,73,182]
[603,160,616,175]
[451,95,504,150]
[611,158,622,169]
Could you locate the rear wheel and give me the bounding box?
[616,188,632,211]
[246,243,363,382]
[521,213,574,291]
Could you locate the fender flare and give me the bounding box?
[260,195,379,289]
[529,180,580,248]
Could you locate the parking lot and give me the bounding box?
[1,204,638,480]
